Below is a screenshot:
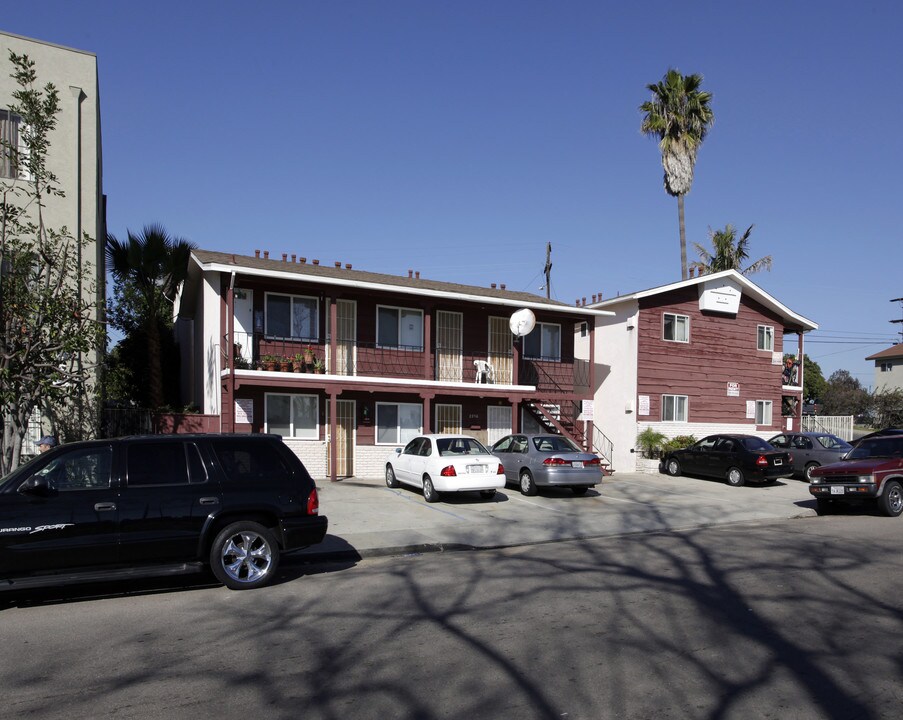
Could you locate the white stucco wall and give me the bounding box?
[202,273,222,415]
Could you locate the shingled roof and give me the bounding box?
[191,248,608,316]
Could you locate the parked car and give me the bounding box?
[856,427,903,441]
[490,433,602,495]
[767,432,852,480]
[662,434,794,486]
[0,434,328,592]
[809,434,903,517]
[385,434,505,502]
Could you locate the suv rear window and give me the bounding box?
[210,438,293,482]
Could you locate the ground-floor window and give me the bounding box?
[755,400,773,426]
[265,393,318,439]
[662,394,688,422]
[376,402,422,445]
[435,404,462,434]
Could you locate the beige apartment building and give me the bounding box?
[1,30,105,446]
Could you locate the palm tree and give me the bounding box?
[691,224,772,276]
[105,224,195,410]
[640,69,715,280]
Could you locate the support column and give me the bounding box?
[329,297,338,374]
[422,393,433,434]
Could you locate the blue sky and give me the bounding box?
[3,1,901,386]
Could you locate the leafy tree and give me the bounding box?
[821,370,870,417]
[640,69,715,281]
[691,224,772,276]
[105,224,194,410]
[1,52,104,474]
[870,388,903,428]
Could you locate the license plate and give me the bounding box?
[830,486,844,495]
[572,461,584,468]
[468,465,488,474]
[774,458,782,466]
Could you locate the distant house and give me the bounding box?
[1,31,105,444]
[866,345,903,393]
[174,249,612,480]
[577,270,818,472]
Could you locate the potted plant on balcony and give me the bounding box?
[261,354,278,371]
[312,357,325,374]
[279,355,292,372]
[292,353,306,372]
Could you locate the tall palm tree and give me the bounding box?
[640,69,715,280]
[691,224,773,276]
[105,224,195,410]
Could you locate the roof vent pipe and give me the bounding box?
[408,269,413,278]
[282,253,287,262]
[500,283,506,290]
[312,259,319,265]
[491,283,497,289]
[254,250,260,258]
[291,254,296,263]
[335,261,341,268]
[263,251,269,260]
[346,263,352,269]
[300,257,307,264]
[415,271,420,279]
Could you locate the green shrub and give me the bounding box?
[636,427,667,458]
[663,435,697,451]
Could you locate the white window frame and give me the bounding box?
[0,110,31,181]
[524,322,562,361]
[663,313,689,343]
[662,394,688,422]
[755,400,773,426]
[757,325,775,351]
[375,402,423,445]
[264,292,319,340]
[376,305,424,351]
[264,393,319,439]
[880,362,892,372]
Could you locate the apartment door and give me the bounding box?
[335,299,357,376]
[488,317,513,384]
[233,289,254,364]
[487,406,512,446]
[326,400,355,477]
[435,404,462,434]
[436,311,463,382]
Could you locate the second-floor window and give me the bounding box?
[266,293,318,340]
[524,323,561,361]
[377,306,423,350]
[663,313,689,343]
[755,400,773,425]
[757,325,775,351]
[662,394,688,422]
[1,110,25,180]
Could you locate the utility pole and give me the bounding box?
[543,242,552,300]
[891,297,903,342]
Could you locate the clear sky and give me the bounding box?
[3,1,901,386]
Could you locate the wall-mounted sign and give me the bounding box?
[581,399,594,421]
[772,351,783,365]
[727,382,740,397]
[746,401,756,419]
[235,399,253,424]
[638,395,650,416]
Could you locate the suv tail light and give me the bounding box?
[307,487,320,515]
[440,465,457,477]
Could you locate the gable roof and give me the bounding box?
[587,269,817,331]
[188,249,614,317]
[866,345,903,361]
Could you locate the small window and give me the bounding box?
[755,400,773,426]
[377,306,423,350]
[1,110,27,180]
[524,323,561,360]
[265,393,318,439]
[757,325,775,351]
[265,293,318,340]
[127,442,190,486]
[580,322,587,338]
[662,394,688,422]
[880,362,892,372]
[663,314,689,343]
[376,402,423,445]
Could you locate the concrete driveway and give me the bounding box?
[298,470,817,561]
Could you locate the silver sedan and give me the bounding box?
[490,434,602,496]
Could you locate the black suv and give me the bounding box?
[0,434,327,591]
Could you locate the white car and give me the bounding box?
[385,434,506,502]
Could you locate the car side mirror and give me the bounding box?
[394,448,402,456]
[19,475,56,497]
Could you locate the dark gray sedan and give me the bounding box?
[490,434,602,496]
[768,432,852,480]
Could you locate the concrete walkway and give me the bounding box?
[297,470,818,561]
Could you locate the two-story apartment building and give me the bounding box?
[1,31,105,444]
[866,345,903,393]
[577,270,818,472]
[174,249,613,480]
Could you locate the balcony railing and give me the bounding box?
[227,331,582,388]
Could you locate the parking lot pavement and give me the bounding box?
[297,471,817,561]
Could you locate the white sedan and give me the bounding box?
[385,434,506,503]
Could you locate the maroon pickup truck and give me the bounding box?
[809,434,903,516]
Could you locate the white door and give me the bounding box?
[233,289,254,363]
[487,406,511,446]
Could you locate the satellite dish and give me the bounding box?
[509,308,536,337]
